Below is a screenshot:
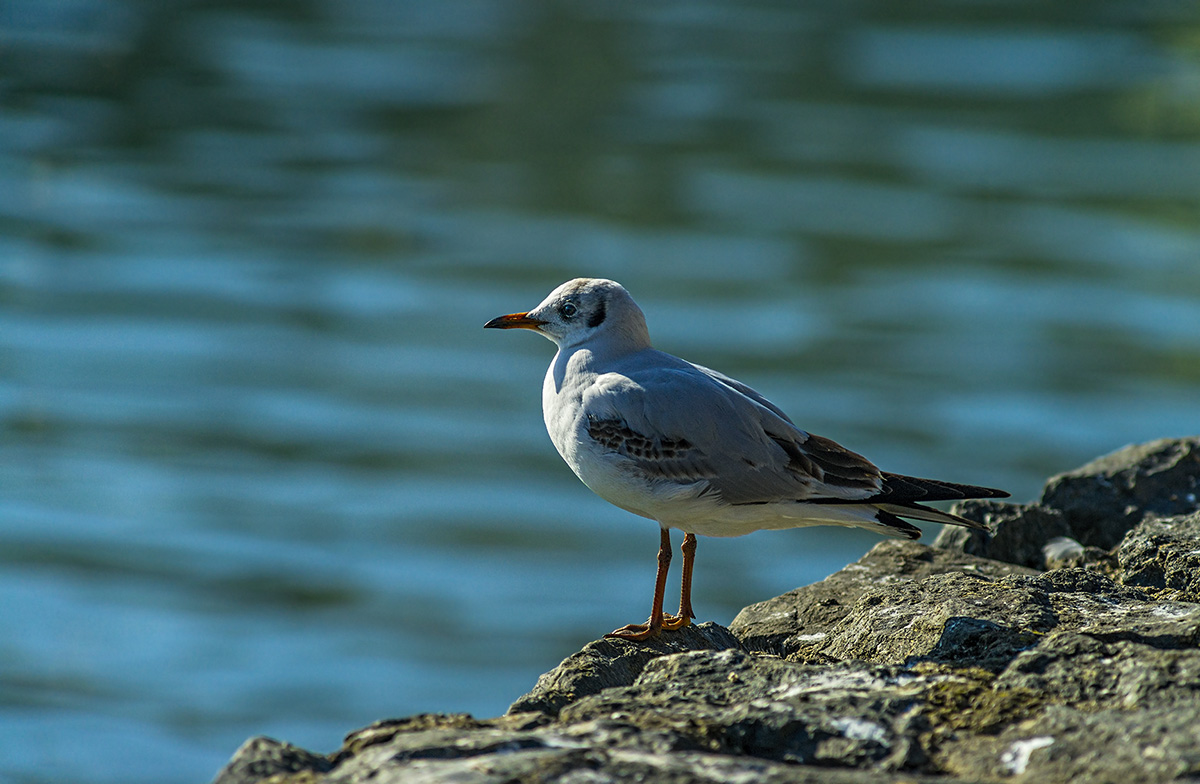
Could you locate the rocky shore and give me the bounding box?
[212,436,1200,784]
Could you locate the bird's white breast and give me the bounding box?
[542,350,666,521]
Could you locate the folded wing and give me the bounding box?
[582,355,1008,519]
[582,361,884,505]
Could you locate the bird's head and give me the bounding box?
[484,278,650,353]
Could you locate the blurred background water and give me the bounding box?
[3,0,1200,781]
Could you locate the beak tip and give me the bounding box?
[484,312,543,331]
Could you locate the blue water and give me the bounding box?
[3,1,1200,782]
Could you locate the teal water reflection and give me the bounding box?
[3,1,1200,782]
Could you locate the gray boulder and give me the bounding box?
[1040,437,1200,547]
[1117,512,1200,602]
[730,540,1037,658]
[508,621,742,717]
[935,436,1200,569]
[211,436,1200,784]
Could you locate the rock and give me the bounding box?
[934,436,1200,569]
[1116,512,1200,602]
[730,539,1036,657]
[995,631,1200,711]
[932,501,1072,569]
[211,436,1200,784]
[1039,536,1113,571]
[939,704,1200,781]
[211,736,331,784]
[559,649,938,769]
[789,565,1198,672]
[508,621,742,717]
[1040,437,1200,548]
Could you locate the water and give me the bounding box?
[3,1,1199,782]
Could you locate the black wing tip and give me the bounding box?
[879,472,1010,503]
[875,509,923,540]
[883,501,995,532]
[934,509,993,531]
[952,483,1010,500]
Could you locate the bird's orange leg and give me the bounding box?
[605,527,672,641]
[663,533,696,630]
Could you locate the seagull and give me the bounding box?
[485,278,1008,641]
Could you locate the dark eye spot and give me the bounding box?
[560,301,578,319]
[586,299,606,328]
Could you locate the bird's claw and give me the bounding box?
[605,610,694,640]
[604,619,661,641]
[662,612,692,631]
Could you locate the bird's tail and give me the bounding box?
[876,502,990,531]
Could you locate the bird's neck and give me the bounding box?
[550,345,595,395]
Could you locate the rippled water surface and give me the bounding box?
[3,1,1200,782]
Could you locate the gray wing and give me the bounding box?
[690,363,797,424]
[581,364,882,504]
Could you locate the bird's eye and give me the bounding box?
[560,301,578,319]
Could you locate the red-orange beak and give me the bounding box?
[483,312,547,331]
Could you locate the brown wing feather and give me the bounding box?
[768,432,881,490]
